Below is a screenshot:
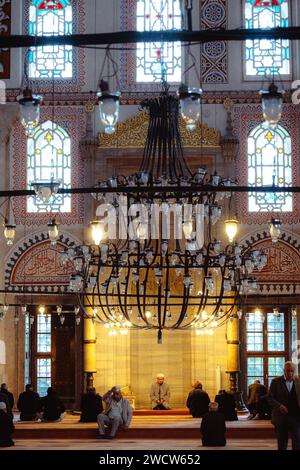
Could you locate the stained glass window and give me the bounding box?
[136,0,182,82]
[244,0,290,77]
[28,0,73,79]
[247,123,292,212]
[27,120,72,213]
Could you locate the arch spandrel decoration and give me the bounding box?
[5,233,79,293]
[98,112,220,149]
[241,231,300,294]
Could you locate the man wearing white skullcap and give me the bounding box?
[150,374,171,410]
[0,402,15,447]
[97,386,133,439]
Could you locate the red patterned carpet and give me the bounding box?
[13,412,275,440]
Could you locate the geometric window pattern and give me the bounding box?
[247,123,292,212]
[136,0,182,82]
[28,0,73,79]
[36,315,52,397]
[27,120,71,213]
[244,0,290,77]
[246,311,287,387]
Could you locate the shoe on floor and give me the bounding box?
[96,434,106,439]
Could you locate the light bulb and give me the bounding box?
[225,219,238,243]
[48,219,59,245]
[3,223,16,246]
[269,218,281,243]
[183,220,193,239]
[90,220,105,245]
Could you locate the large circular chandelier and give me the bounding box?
[64,89,267,339]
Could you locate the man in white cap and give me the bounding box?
[97,386,133,439]
[0,402,15,447]
[150,374,171,410]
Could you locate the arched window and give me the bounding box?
[27,120,71,213]
[28,0,73,79]
[247,123,292,212]
[244,0,290,77]
[136,0,182,82]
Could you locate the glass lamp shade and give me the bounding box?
[91,220,105,245]
[18,89,42,136]
[31,179,61,203]
[269,218,281,243]
[183,220,194,239]
[225,219,238,243]
[178,87,202,131]
[4,223,16,246]
[97,91,121,134]
[48,220,59,245]
[260,83,283,126]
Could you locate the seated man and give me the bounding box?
[97,386,133,439]
[80,387,103,423]
[41,387,66,422]
[150,374,171,410]
[200,402,226,447]
[215,389,238,421]
[247,380,267,420]
[0,402,15,447]
[0,384,14,411]
[186,381,210,418]
[17,384,41,421]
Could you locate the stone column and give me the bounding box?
[83,316,97,390]
[226,313,248,412]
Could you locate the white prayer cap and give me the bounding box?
[113,386,121,392]
[0,401,7,411]
[156,373,165,379]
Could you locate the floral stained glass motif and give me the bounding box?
[244,0,290,76]
[27,120,71,213]
[136,0,182,82]
[28,0,73,79]
[247,124,292,212]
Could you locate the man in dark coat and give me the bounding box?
[0,402,15,447]
[186,381,210,418]
[268,361,300,450]
[215,390,238,421]
[0,384,14,410]
[0,390,13,420]
[200,402,226,447]
[80,387,103,422]
[247,380,268,419]
[17,384,41,421]
[41,387,66,422]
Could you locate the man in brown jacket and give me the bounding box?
[268,361,300,450]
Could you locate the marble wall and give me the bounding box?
[93,324,228,409]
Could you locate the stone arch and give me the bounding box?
[4,231,81,293]
[240,229,300,295]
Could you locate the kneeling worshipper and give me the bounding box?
[40,387,66,422]
[0,402,15,447]
[80,387,103,422]
[186,381,210,418]
[150,373,171,410]
[200,402,227,447]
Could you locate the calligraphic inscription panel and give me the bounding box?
[252,239,300,283]
[10,241,75,286]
